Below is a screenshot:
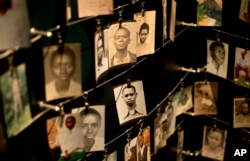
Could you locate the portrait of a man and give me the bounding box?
[114,80,147,125]
[234,98,250,128]
[194,81,218,115]
[234,47,250,87]
[71,105,105,152]
[206,39,229,79]
[134,11,156,57]
[43,43,82,101]
[95,30,109,82]
[109,22,137,68]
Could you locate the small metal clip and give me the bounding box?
[117,6,123,28]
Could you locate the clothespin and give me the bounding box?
[126,130,131,146]
[7,54,14,73]
[96,18,102,33]
[140,0,146,17]
[103,146,108,161]
[83,91,89,114]
[216,30,221,42]
[139,119,144,135]
[117,6,123,28]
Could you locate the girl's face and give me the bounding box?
[207,131,223,148]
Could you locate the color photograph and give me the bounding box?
[239,0,250,24]
[0,63,32,138]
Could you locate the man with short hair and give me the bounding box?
[80,108,104,152]
[136,22,152,57]
[45,45,81,101]
[110,27,136,67]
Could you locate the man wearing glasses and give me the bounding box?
[121,84,143,123]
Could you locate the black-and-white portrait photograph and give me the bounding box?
[162,0,167,41]
[234,47,250,87]
[206,39,229,79]
[169,0,177,42]
[176,130,184,161]
[194,81,218,115]
[95,30,109,82]
[239,0,250,24]
[108,21,137,68]
[71,105,105,152]
[114,80,147,125]
[201,126,227,161]
[233,98,250,128]
[0,0,30,51]
[46,113,85,161]
[134,10,155,57]
[103,151,117,161]
[154,101,176,153]
[43,43,82,101]
[124,128,151,161]
[172,86,193,116]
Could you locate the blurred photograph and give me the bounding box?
[201,126,227,161]
[0,63,32,138]
[197,0,223,26]
[103,151,117,161]
[162,0,167,41]
[206,39,229,79]
[194,81,218,115]
[134,10,156,57]
[43,43,82,101]
[108,21,137,68]
[169,0,177,42]
[114,80,147,125]
[234,98,250,128]
[176,130,184,161]
[239,0,250,24]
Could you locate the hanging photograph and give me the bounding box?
[0,0,30,51]
[103,151,117,161]
[206,39,229,79]
[124,127,151,161]
[46,113,86,161]
[154,100,176,153]
[108,21,137,68]
[95,29,109,82]
[43,43,82,102]
[234,47,250,88]
[0,63,32,138]
[134,10,156,57]
[169,0,177,42]
[194,81,218,115]
[71,105,105,152]
[176,130,184,161]
[201,126,227,161]
[114,80,147,125]
[239,0,250,24]
[77,0,113,18]
[196,0,223,26]
[233,98,250,128]
[172,85,193,116]
[162,0,167,41]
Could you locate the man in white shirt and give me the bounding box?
[235,50,249,82]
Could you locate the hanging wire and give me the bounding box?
[212,29,250,41]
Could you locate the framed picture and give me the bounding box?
[108,21,137,68]
[197,0,223,26]
[234,47,250,88]
[134,10,156,57]
[238,0,250,24]
[206,39,229,79]
[194,81,218,115]
[0,63,32,138]
[201,126,227,161]
[43,43,82,101]
[71,105,105,152]
[233,98,250,128]
[0,0,30,51]
[169,0,177,42]
[113,80,147,125]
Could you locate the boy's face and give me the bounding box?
[81,114,100,140]
[139,29,149,44]
[212,46,225,65]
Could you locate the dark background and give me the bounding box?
[0,0,250,161]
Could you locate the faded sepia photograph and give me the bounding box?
[201,126,227,161]
[0,0,30,51]
[95,30,109,82]
[103,151,117,161]
[234,98,250,128]
[169,0,177,42]
[114,80,147,125]
[0,63,32,138]
[162,0,167,41]
[77,0,113,18]
[71,105,105,152]
[234,47,250,88]
[124,127,151,161]
[134,10,156,57]
[194,81,218,115]
[43,43,82,101]
[176,130,184,161]
[46,113,85,161]
[239,0,250,24]
[172,86,193,116]
[197,0,223,26]
[207,39,229,79]
[108,21,137,68]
